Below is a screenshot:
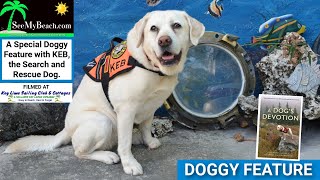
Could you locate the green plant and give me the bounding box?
[0,0,28,31]
[243,41,312,65]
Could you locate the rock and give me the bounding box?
[234,132,245,142]
[277,133,299,152]
[278,141,298,152]
[233,132,256,142]
[0,104,67,141]
[239,120,249,128]
[151,117,173,138]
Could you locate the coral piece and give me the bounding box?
[282,33,320,97]
[255,47,297,95]
[238,95,258,114]
[256,32,319,97]
[237,95,259,124]
[304,96,320,120]
[151,117,173,138]
[255,32,320,120]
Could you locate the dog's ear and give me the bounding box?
[183,12,205,46]
[133,13,150,48]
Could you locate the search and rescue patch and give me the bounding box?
[111,41,127,59]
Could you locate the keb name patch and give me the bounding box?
[84,40,134,82]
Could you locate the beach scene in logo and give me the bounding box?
[0,0,28,34]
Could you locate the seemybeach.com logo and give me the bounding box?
[11,21,72,30]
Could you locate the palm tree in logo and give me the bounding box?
[0,0,28,31]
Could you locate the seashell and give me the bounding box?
[286,62,320,96]
[286,65,302,91]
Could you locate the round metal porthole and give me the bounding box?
[165,32,256,130]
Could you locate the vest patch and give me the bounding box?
[112,41,127,59]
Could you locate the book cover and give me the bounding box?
[256,94,303,160]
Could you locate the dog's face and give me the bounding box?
[128,10,205,76]
[277,125,282,130]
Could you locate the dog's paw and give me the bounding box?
[103,151,120,164]
[147,137,161,149]
[122,159,143,175]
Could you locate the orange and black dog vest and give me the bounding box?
[279,127,289,133]
[83,37,164,106]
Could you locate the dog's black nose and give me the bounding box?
[158,36,172,47]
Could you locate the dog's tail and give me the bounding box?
[3,129,71,154]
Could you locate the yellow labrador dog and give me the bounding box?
[4,10,205,175]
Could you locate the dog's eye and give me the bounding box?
[172,23,182,29]
[150,25,159,32]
